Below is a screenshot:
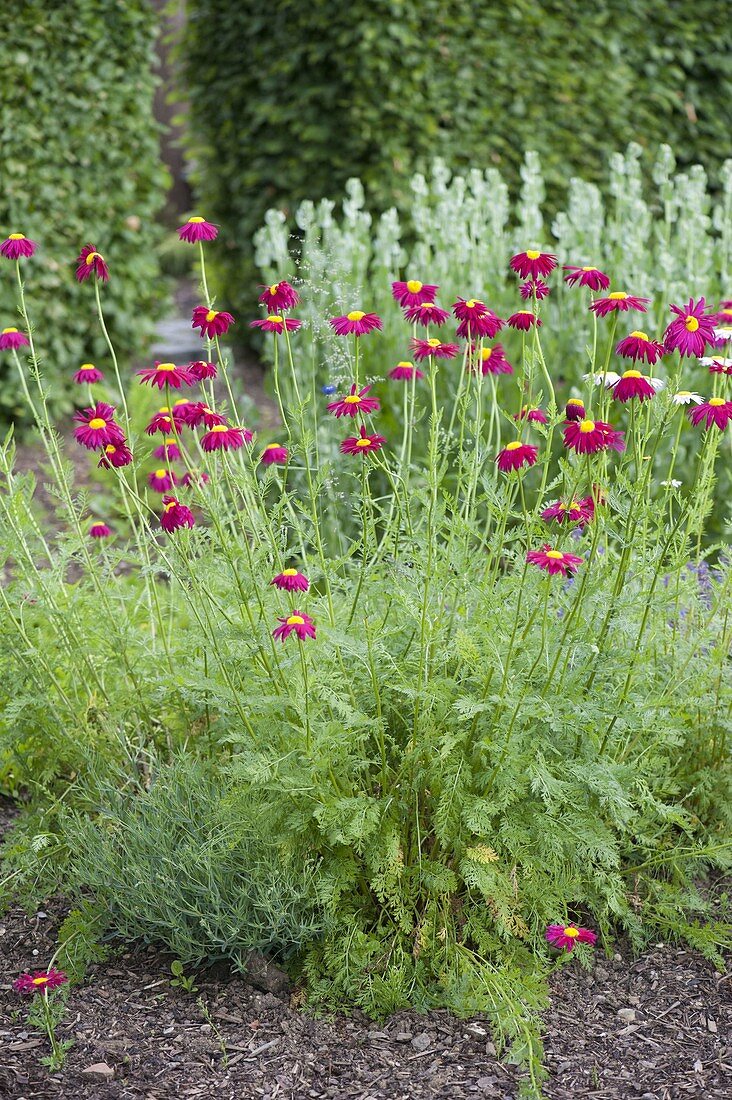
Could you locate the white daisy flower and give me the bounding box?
[671,390,703,405]
[660,479,682,489]
[649,377,666,392]
[699,355,732,369]
[714,326,732,342]
[583,370,619,387]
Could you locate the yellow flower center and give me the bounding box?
[427,338,441,347]
[355,438,372,447]
[211,424,228,432]
[205,310,217,322]
[164,437,176,446]
[567,398,583,407]
[164,500,177,512]
[421,302,436,310]
[89,417,107,429]
[156,362,177,371]
[282,568,298,576]
[579,419,596,433]
[286,615,305,625]
[155,468,167,478]
[105,444,116,454]
[676,391,691,398]
[581,266,596,272]
[31,976,49,985]
[526,250,541,259]
[8,233,26,241]
[516,311,533,316]
[708,397,725,406]
[721,308,732,317]
[397,360,413,368]
[481,348,492,360]
[685,315,699,332]
[269,283,280,294]
[563,926,579,937]
[343,394,361,404]
[505,441,523,451]
[264,443,281,451]
[347,311,365,321]
[465,299,479,308]
[188,216,205,224]
[267,314,283,323]
[629,330,648,340]
[608,291,628,300]
[545,551,564,560]
[85,252,101,265]
[2,327,18,334]
[80,362,95,369]
[406,280,422,293]
[622,370,642,379]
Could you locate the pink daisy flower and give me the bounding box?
[404,301,450,327]
[712,302,732,325]
[329,311,382,337]
[0,327,30,350]
[563,418,625,454]
[145,409,179,435]
[137,362,194,390]
[541,499,592,524]
[271,569,309,593]
[687,397,732,431]
[75,244,109,282]
[250,314,302,334]
[260,443,289,465]
[89,523,112,539]
[590,292,650,317]
[564,398,586,422]
[410,337,459,361]
[340,425,386,455]
[177,216,218,243]
[545,923,597,951]
[392,280,438,308]
[12,969,67,995]
[98,441,133,468]
[1,233,37,260]
[388,361,424,381]
[272,610,316,642]
[452,297,488,322]
[456,311,504,339]
[188,359,218,381]
[73,402,125,450]
[149,468,178,493]
[509,250,557,280]
[73,363,104,384]
[471,343,512,375]
[527,545,584,577]
[161,496,195,532]
[612,370,658,402]
[259,281,300,311]
[664,298,716,358]
[153,437,181,461]
[563,265,610,291]
[519,279,550,300]
[327,383,380,418]
[192,306,235,339]
[702,355,732,376]
[171,399,199,424]
[201,424,252,451]
[496,441,538,472]
[507,310,541,331]
[616,330,665,365]
[514,405,548,424]
[185,403,227,429]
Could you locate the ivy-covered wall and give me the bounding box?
[181,0,731,307]
[0,0,169,422]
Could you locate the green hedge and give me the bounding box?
[181,0,731,309]
[0,0,169,423]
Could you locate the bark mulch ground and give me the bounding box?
[1,812,730,1100]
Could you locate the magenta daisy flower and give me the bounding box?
[456,311,504,340]
[388,361,424,381]
[392,280,438,308]
[153,437,181,461]
[185,403,227,429]
[250,314,302,334]
[612,370,659,402]
[73,363,104,384]
[519,279,550,300]
[702,355,732,375]
[201,424,252,451]
[616,330,665,365]
[563,418,625,454]
[564,398,586,422]
[259,281,300,312]
[340,425,386,455]
[687,397,732,431]
[514,405,548,424]
[496,441,538,472]
[271,569,309,592]
[177,216,218,243]
[192,306,235,339]
[563,265,610,291]
[160,496,195,532]
[510,250,557,280]
[145,409,179,435]
[327,383,380,418]
[73,402,125,450]
[137,361,194,389]
[541,499,592,524]
[260,443,289,465]
[329,311,382,337]
[452,297,488,322]
[410,337,459,361]
[75,244,109,282]
[1,233,37,260]
[272,610,316,642]
[13,969,67,995]
[471,343,512,375]
[89,522,112,539]
[527,545,583,577]
[590,292,650,317]
[545,923,596,951]
[180,470,210,488]
[404,301,450,327]
[0,327,30,350]
[664,298,716,358]
[188,359,218,381]
[98,441,133,468]
[149,468,178,493]
[171,399,199,424]
[507,310,541,331]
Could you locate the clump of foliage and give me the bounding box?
[1,215,730,1096]
[0,0,169,425]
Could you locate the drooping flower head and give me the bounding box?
[250,314,302,334]
[701,355,732,375]
[0,327,30,350]
[188,359,218,381]
[160,496,195,532]
[404,301,450,327]
[687,397,732,431]
[12,969,67,995]
[272,610,316,642]
[563,265,610,291]
[329,311,382,337]
[271,569,309,593]
[471,343,512,375]
[564,398,586,422]
[456,311,504,340]
[75,244,109,282]
[545,924,597,952]
[507,310,541,331]
[388,361,424,381]
[184,402,227,429]
[145,408,179,435]
[148,468,177,493]
[590,292,650,317]
[89,523,112,539]
[527,545,584,577]
[171,399,199,425]
[177,216,218,243]
[612,370,659,402]
[664,298,716,358]
[73,402,125,450]
[260,443,289,465]
[153,437,181,461]
[259,281,300,311]
[97,441,133,468]
[340,424,386,455]
[671,391,703,406]
[519,279,550,301]
[452,297,489,323]
[392,280,438,308]
[563,418,625,454]
[541,499,592,525]
[73,363,104,384]
[514,405,548,424]
[510,250,557,280]
[410,337,459,361]
[616,331,665,365]
[201,424,252,451]
[2,234,37,260]
[327,383,380,419]
[137,361,194,390]
[192,307,235,339]
[496,441,538,472]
